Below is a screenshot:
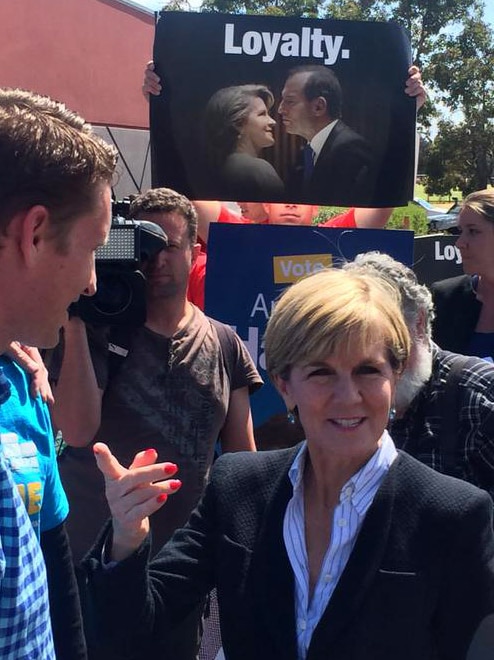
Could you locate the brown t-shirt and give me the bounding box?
[58,306,262,560]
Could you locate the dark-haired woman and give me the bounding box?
[204,84,284,200]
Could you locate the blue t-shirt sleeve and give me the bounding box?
[38,405,68,533]
[0,357,69,534]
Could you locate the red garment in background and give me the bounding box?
[188,207,357,309]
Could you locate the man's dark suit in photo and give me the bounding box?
[279,65,375,206]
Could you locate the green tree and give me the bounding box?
[198,0,484,68]
[161,0,194,10]
[427,16,494,192]
[424,120,466,195]
[425,119,494,196]
[200,0,320,16]
[382,0,483,67]
[417,134,432,174]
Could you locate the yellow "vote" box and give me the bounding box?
[273,254,332,284]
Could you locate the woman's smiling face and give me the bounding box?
[237,96,276,154]
[275,338,397,461]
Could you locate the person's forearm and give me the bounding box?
[192,200,222,244]
[51,317,102,447]
[82,527,158,656]
[354,207,392,228]
[110,520,151,563]
[5,342,54,403]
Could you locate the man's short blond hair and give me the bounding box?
[0,88,118,246]
[264,268,410,381]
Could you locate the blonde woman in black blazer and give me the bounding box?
[85,269,494,660]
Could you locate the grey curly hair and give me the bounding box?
[343,252,435,338]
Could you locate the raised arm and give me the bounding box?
[6,342,54,404]
[353,207,393,228]
[192,201,223,244]
[142,61,161,99]
[51,317,103,447]
[406,64,427,110]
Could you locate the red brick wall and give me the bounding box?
[0,0,154,128]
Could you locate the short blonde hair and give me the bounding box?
[264,268,410,380]
[0,88,117,245]
[461,189,494,224]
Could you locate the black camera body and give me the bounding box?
[73,211,168,326]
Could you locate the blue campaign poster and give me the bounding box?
[205,224,414,429]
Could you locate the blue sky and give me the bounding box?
[485,2,494,25]
[128,0,163,11]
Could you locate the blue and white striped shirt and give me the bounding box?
[283,431,397,659]
[0,444,54,658]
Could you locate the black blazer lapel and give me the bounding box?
[249,452,300,659]
[315,121,341,169]
[308,459,399,657]
[308,121,346,202]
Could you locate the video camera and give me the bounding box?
[72,200,168,326]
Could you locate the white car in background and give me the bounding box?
[427,204,461,233]
[413,197,445,219]
[413,197,461,233]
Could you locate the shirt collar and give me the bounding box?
[288,441,307,492]
[288,431,397,516]
[309,119,339,162]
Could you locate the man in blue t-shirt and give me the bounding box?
[0,354,88,657]
[0,356,68,535]
[0,87,117,659]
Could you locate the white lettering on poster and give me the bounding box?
[434,242,462,264]
[224,23,350,65]
[228,324,266,371]
[249,293,276,319]
[279,259,325,278]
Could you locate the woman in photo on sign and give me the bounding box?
[204,84,285,201]
[83,268,494,660]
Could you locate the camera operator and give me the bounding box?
[50,187,262,660]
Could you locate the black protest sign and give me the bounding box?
[151,11,415,207]
[413,234,463,287]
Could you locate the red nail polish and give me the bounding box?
[164,463,177,475]
[144,448,156,455]
[169,479,181,491]
[157,494,168,503]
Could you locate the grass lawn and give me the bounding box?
[414,183,462,210]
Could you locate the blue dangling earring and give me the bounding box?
[287,410,296,425]
[388,407,396,422]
